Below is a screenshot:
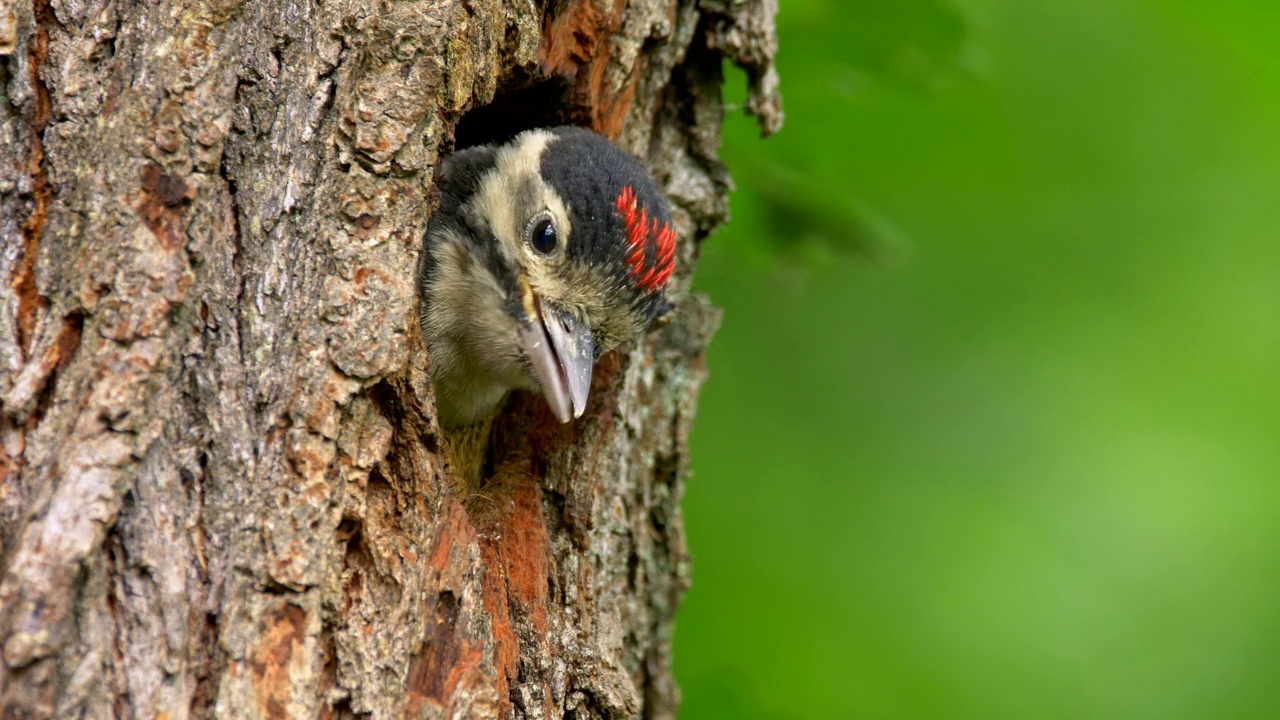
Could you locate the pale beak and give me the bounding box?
[518,299,593,423]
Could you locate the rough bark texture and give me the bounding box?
[0,0,780,716]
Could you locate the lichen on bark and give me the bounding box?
[0,0,780,717]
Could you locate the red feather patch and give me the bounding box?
[615,185,676,292]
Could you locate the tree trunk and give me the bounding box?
[0,0,780,716]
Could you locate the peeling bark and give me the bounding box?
[0,0,780,717]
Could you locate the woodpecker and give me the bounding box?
[418,127,676,432]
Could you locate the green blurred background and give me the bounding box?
[673,1,1280,718]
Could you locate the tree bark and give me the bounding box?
[0,0,780,716]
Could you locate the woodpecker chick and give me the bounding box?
[419,127,676,430]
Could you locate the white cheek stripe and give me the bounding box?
[470,129,573,272]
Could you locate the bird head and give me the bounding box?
[419,127,675,428]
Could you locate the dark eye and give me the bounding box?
[530,218,558,255]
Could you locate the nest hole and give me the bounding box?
[453,76,579,150]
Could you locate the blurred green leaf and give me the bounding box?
[733,153,914,266]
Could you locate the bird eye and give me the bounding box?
[530,218,558,256]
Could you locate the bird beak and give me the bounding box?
[518,297,593,423]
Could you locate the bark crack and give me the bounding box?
[220,143,248,376]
